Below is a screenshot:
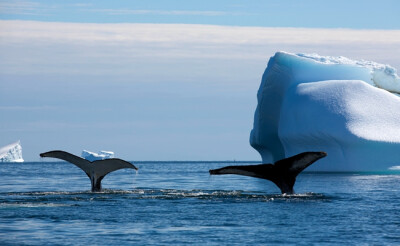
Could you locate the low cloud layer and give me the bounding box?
[1,20,399,78]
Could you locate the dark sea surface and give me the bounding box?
[1,161,400,245]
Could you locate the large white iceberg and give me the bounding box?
[0,140,24,162]
[250,52,400,171]
[81,150,114,162]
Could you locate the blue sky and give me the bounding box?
[0,0,399,161]
[1,0,399,29]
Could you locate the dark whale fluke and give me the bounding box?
[40,150,138,192]
[209,151,327,194]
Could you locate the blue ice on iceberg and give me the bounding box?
[81,150,114,162]
[250,52,400,171]
[0,140,24,162]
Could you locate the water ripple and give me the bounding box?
[1,189,333,205]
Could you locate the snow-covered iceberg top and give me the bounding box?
[296,53,400,94]
[81,150,114,162]
[0,140,24,162]
[250,52,400,171]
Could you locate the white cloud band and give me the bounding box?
[0,20,399,76]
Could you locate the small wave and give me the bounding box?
[0,202,72,208]
[6,191,93,196]
[121,189,331,202]
[1,189,331,203]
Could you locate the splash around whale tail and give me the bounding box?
[40,150,138,192]
[209,151,327,194]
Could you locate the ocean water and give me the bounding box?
[1,161,400,245]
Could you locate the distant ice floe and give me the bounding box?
[0,140,24,162]
[250,52,400,171]
[81,150,114,162]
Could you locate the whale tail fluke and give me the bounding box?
[40,150,138,192]
[209,151,327,194]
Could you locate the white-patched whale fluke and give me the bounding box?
[40,150,138,192]
[209,151,327,194]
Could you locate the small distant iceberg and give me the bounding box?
[0,140,24,162]
[81,150,114,162]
